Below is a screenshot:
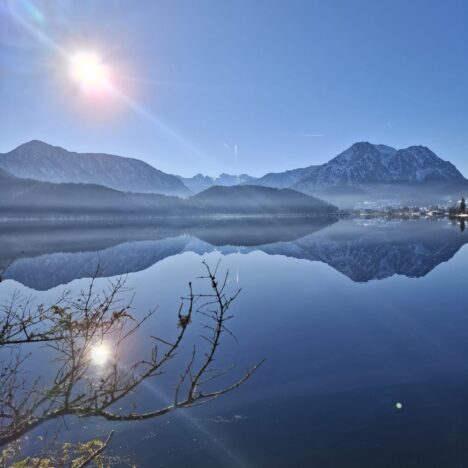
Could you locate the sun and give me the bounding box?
[90,343,111,366]
[69,51,110,92]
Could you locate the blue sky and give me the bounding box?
[1,0,467,177]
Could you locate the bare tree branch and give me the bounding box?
[0,260,263,453]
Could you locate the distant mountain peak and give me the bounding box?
[398,145,437,158]
[295,142,463,188]
[345,141,396,154]
[20,139,52,147]
[178,172,257,193]
[333,141,396,159]
[349,141,374,149]
[14,140,65,153]
[0,140,190,196]
[244,141,467,207]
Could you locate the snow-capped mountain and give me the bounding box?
[177,172,256,193]
[0,140,190,196]
[250,142,465,202]
[250,165,322,189]
[386,146,464,182]
[294,142,464,189]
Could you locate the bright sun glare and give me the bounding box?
[90,343,111,366]
[70,51,110,92]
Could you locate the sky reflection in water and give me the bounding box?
[0,217,467,467]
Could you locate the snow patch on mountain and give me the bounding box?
[294,142,464,190]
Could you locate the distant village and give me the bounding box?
[352,197,468,221]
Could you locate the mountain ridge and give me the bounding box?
[297,142,464,187]
[2,140,466,208]
[0,170,337,218]
[252,142,466,207]
[0,140,191,197]
[177,172,257,193]
[190,185,338,215]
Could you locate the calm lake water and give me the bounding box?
[1,217,468,467]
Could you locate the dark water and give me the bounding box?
[1,217,468,467]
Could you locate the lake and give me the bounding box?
[1,216,468,467]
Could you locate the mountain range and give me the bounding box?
[177,173,256,193]
[252,142,467,207]
[0,168,336,218]
[1,140,466,209]
[0,168,190,217]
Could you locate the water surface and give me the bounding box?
[1,217,467,467]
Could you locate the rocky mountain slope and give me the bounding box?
[0,140,190,196]
[293,142,464,189]
[248,142,466,207]
[0,168,189,216]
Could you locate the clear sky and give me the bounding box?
[1,0,467,177]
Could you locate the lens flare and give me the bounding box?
[70,51,110,93]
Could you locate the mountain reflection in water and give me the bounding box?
[0,217,466,290]
[1,216,468,468]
